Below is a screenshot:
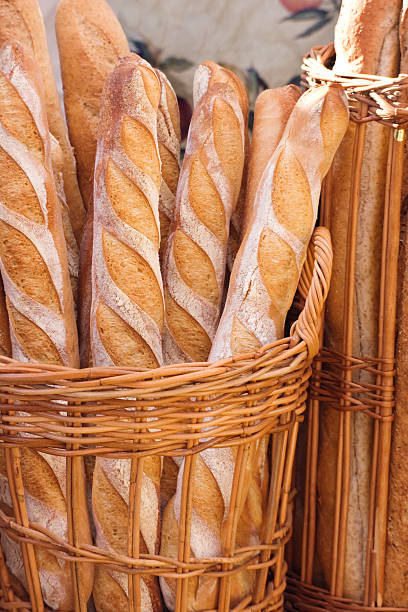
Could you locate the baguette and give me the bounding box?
[160,63,247,503]
[243,86,301,233]
[316,0,401,599]
[192,61,249,270]
[384,2,408,605]
[231,84,300,578]
[162,62,247,364]
[90,54,163,612]
[0,278,10,356]
[55,0,130,209]
[78,71,179,367]
[155,69,181,262]
[0,41,79,366]
[0,0,85,239]
[0,41,92,610]
[160,84,348,611]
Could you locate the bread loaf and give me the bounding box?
[55,0,130,208]
[192,60,250,271]
[160,84,348,611]
[77,70,179,367]
[0,0,85,239]
[0,41,78,366]
[90,54,163,611]
[243,86,301,233]
[316,0,401,599]
[0,278,10,356]
[0,0,80,300]
[155,69,181,262]
[384,2,408,605]
[162,62,247,364]
[229,84,300,584]
[0,40,92,610]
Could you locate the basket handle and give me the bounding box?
[290,226,333,359]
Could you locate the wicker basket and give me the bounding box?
[0,226,332,612]
[285,44,408,611]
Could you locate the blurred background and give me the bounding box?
[39,0,340,138]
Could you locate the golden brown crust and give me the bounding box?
[0,41,92,611]
[90,54,162,611]
[0,41,79,367]
[55,0,130,209]
[0,0,86,239]
[211,85,348,362]
[334,0,401,75]
[317,0,401,599]
[193,61,250,272]
[162,63,247,365]
[90,54,163,368]
[243,86,300,234]
[78,197,94,367]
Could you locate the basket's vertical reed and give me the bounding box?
[128,396,151,611]
[66,402,87,612]
[274,419,299,598]
[128,456,144,610]
[218,443,252,612]
[254,417,288,605]
[175,395,205,612]
[219,380,266,611]
[5,448,43,612]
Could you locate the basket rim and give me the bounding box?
[0,227,332,389]
[302,43,408,127]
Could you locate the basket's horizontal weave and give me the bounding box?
[0,509,291,576]
[0,352,309,459]
[310,349,395,419]
[286,576,408,612]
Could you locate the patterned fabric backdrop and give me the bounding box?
[39,0,340,139]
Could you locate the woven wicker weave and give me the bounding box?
[0,225,332,612]
[286,45,407,612]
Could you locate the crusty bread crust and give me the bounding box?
[0,0,86,239]
[56,0,130,210]
[0,41,92,610]
[243,86,301,234]
[211,85,348,361]
[0,41,79,366]
[193,61,249,271]
[162,63,247,365]
[90,54,163,611]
